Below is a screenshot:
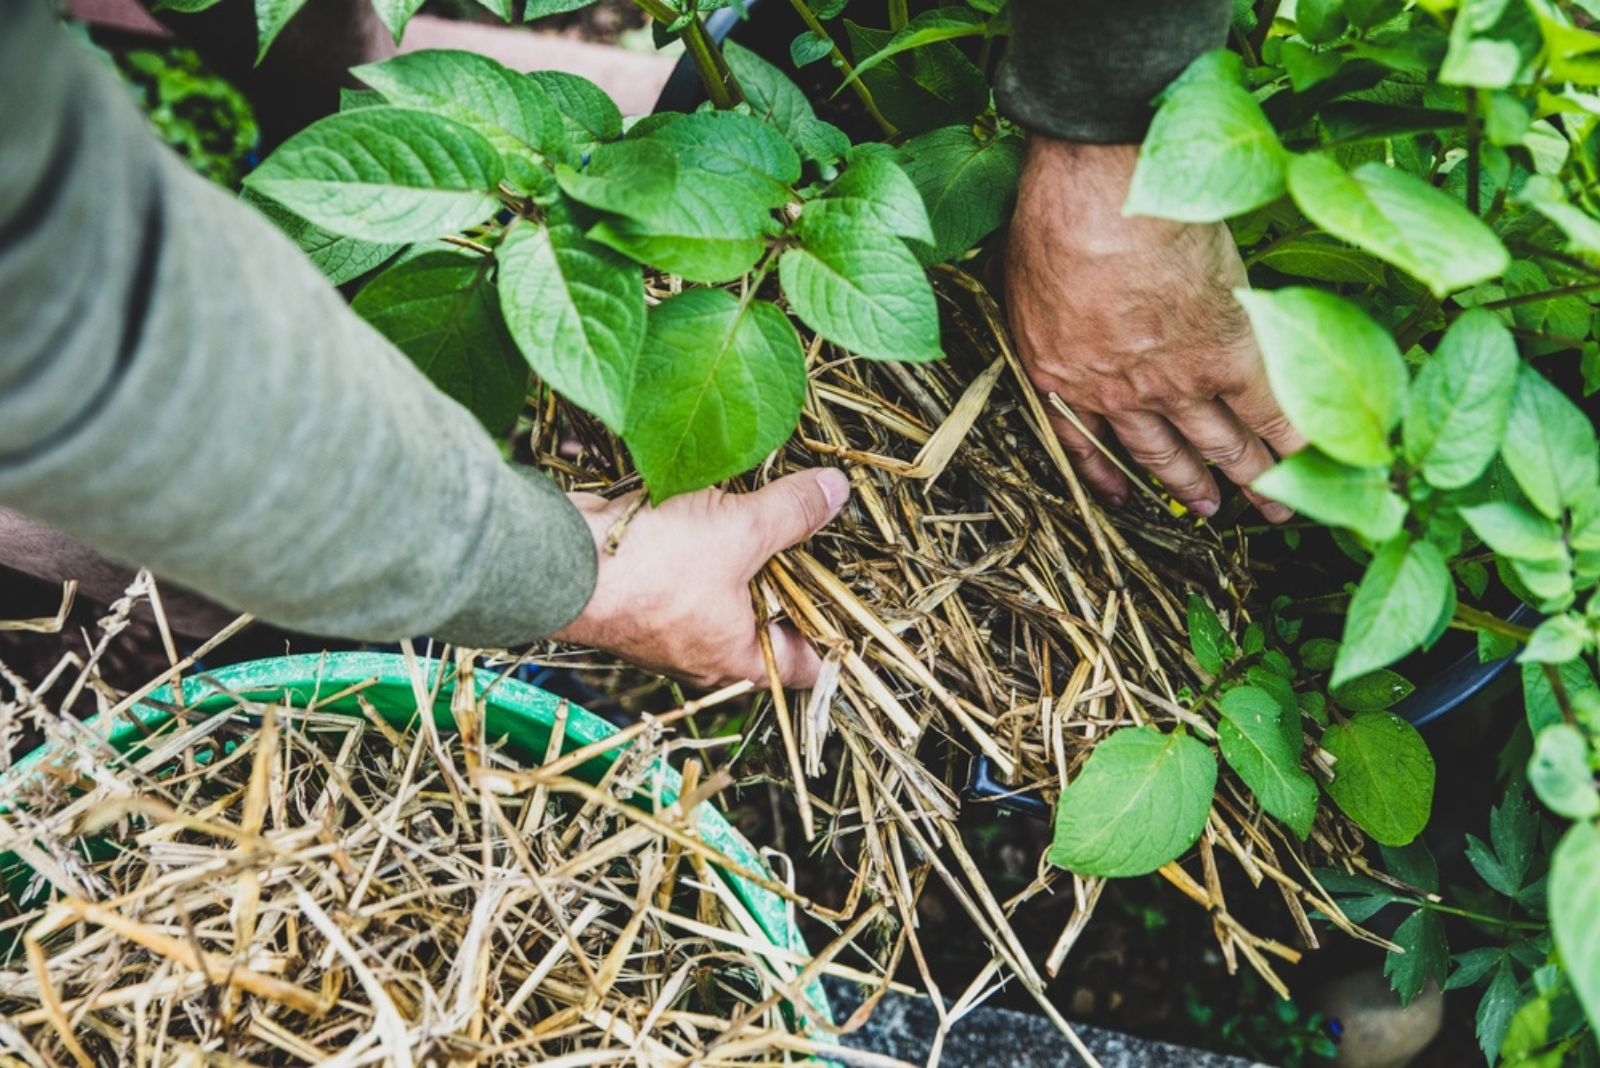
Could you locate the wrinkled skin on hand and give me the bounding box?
[1005,137,1305,521]
[553,468,850,689]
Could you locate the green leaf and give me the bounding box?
[1521,615,1591,664]
[808,147,934,244]
[1217,687,1319,838]
[524,0,598,18]
[243,109,503,243]
[1501,364,1600,520]
[1334,538,1453,688]
[1460,501,1569,564]
[1529,723,1600,819]
[1403,309,1520,489]
[350,250,528,435]
[1476,962,1521,1065]
[1235,287,1406,467]
[254,0,310,61]
[241,190,401,286]
[352,50,567,175]
[1048,727,1218,878]
[1440,0,1540,88]
[526,71,622,155]
[1286,154,1510,296]
[1187,595,1233,676]
[1302,637,1341,673]
[1125,75,1288,223]
[896,125,1022,264]
[1489,785,1537,892]
[1384,908,1449,1007]
[1252,448,1406,542]
[779,208,941,363]
[643,110,800,205]
[1296,0,1347,43]
[724,40,816,153]
[791,30,834,67]
[842,7,987,89]
[1322,710,1436,846]
[843,20,987,135]
[624,290,807,502]
[1524,659,1598,734]
[1381,839,1440,892]
[369,0,426,43]
[1256,237,1388,285]
[1334,669,1417,712]
[497,223,644,433]
[555,139,678,218]
[1550,822,1600,1030]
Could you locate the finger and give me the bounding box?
[1169,402,1292,524]
[1225,372,1308,459]
[1108,410,1220,517]
[739,468,851,564]
[733,622,824,689]
[1046,405,1131,507]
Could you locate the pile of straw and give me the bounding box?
[534,269,1384,1046]
[0,630,890,1065]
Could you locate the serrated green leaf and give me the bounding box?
[1384,908,1449,1006]
[243,108,503,243]
[624,290,807,502]
[1252,448,1406,542]
[779,207,941,363]
[1529,723,1600,819]
[1446,947,1504,990]
[1286,154,1510,296]
[497,223,644,433]
[1188,595,1233,675]
[1490,785,1537,893]
[1126,75,1288,223]
[1460,501,1569,564]
[1322,710,1436,846]
[1218,687,1319,838]
[808,147,934,244]
[350,250,527,435]
[1550,822,1600,1030]
[1334,668,1416,711]
[1476,961,1521,1064]
[352,50,567,176]
[896,125,1022,264]
[1381,839,1440,892]
[1048,727,1218,877]
[1502,364,1599,520]
[1333,538,1452,689]
[1404,310,1519,489]
[1236,287,1406,467]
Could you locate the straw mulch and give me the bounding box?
[0,610,898,1065]
[531,268,1387,1047]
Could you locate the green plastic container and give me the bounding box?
[0,652,830,1028]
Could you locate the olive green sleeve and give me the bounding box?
[995,0,1233,144]
[0,1,596,647]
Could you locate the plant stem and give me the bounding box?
[1419,899,1546,931]
[1454,603,1534,644]
[785,0,898,137]
[1250,0,1282,55]
[887,0,908,31]
[1467,278,1600,311]
[630,0,742,109]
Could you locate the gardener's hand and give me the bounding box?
[1006,137,1303,521]
[553,469,851,689]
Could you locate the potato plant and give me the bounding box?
[1061,1,1600,1061]
[214,0,1599,1059]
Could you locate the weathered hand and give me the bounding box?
[552,469,850,688]
[1005,137,1304,521]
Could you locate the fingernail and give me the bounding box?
[1191,498,1219,518]
[1106,492,1128,508]
[818,468,851,514]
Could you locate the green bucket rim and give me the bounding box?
[0,651,831,1030]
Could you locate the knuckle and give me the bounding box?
[1207,437,1256,471]
[1127,442,1187,470]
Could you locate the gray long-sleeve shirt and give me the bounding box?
[0,0,595,647]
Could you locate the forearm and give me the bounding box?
[0,2,594,647]
[995,0,1232,144]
